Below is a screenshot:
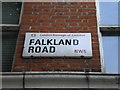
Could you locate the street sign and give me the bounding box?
[22,33,92,58]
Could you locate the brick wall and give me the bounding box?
[12,2,101,72]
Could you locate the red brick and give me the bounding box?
[23,15,40,19]
[22,23,40,26]
[64,12,81,15]
[43,20,55,23]
[69,64,80,67]
[20,30,39,33]
[81,5,88,8]
[88,5,96,8]
[82,19,88,23]
[39,31,50,33]
[88,19,97,23]
[66,19,82,23]
[23,12,33,15]
[39,12,55,15]
[69,31,79,33]
[92,42,99,46]
[24,9,35,12]
[13,2,101,72]
[63,68,84,72]
[79,31,97,33]
[80,64,87,68]
[51,23,68,27]
[52,9,69,12]
[79,23,97,26]
[24,5,33,8]
[12,69,23,72]
[55,6,64,8]
[22,19,31,22]
[31,26,55,31]
[64,59,85,63]
[88,12,96,16]
[41,16,51,19]
[67,27,82,30]
[16,47,23,53]
[80,16,96,19]
[31,59,53,63]
[53,59,64,63]
[38,6,54,8]
[15,59,24,63]
[92,38,99,41]
[91,60,101,63]
[42,2,52,5]
[87,64,101,68]
[53,2,67,5]
[48,64,68,68]
[14,64,29,67]
[30,64,47,67]
[70,2,79,5]
[56,19,66,23]
[70,9,78,12]
[20,26,29,30]
[31,68,44,72]
[79,9,96,12]
[70,16,79,19]
[89,26,97,30]
[71,5,81,8]
[49,31,68,33]
[69,23,78,26]
[80,2,95,5]
[25,2,42,5]
[82,27,89,30]
[52,16,69,19]
[32,67,53,71]
[41,23,51,26]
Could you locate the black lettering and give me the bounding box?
[28,46,34,53]
[65,39,71,45]
[47,39,53,45]
[42,46,48,53]
[73,39,79,45]
[59,39,64,45]
[42,39,46,45]
[35,46,41,53]
[54,39,59,45]
[49,46,55,53]
[35,39,41,45]
[29,39,35,45]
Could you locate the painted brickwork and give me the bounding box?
[12,2,101,72]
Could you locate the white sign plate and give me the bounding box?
[22,33,92,58]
